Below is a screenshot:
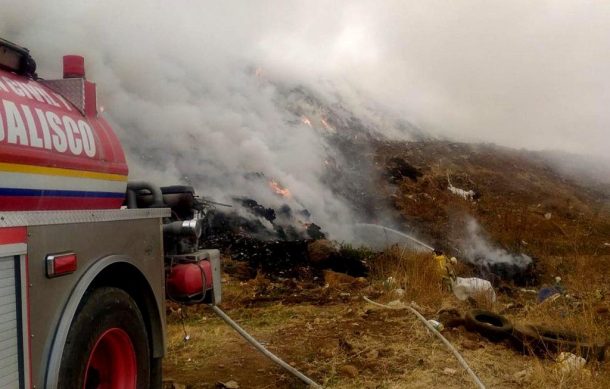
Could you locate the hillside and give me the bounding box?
[164,139,610,389]
[376,141,610,258]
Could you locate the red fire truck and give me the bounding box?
[0,38,221,388]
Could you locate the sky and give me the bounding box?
[2,1,609,156]
[1,0,608,237]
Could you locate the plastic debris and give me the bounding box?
[537,287,561,303]
[428,319,444,331]
[393,288,405,297]
[556,352,586,375]
[387,299,406,308]
[447,174,476,201]
[451,277,497,302]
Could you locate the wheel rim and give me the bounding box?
[84,328,137,389]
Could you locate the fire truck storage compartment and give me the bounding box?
[0,254,26,387]
[0,208,169,388]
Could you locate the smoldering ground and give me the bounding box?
[2,1,609,240]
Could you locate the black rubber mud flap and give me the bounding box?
[58,287,151,388]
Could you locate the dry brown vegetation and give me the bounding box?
[163,252,610,388]
[164,141,610,388]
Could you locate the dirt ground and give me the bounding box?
[163,264,610,389]
[163,141,610,388]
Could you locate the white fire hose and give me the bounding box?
[363,297,486,389]
[210,305,323,388]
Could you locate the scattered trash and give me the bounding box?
[544,212,552,220]
[451,277,497,302]
[447,174,476,201]
[448,185,476,201]
[387,300,406,308]
[384,276,396,288]
[393,288,405,297]
[520,288,538,294]
[554,276,562,284]
[537,286,561,303]
[443,367,458,375]
[216,380,240,389]
[556,352,586,375]
[428,319,444,332]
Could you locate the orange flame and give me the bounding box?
[301,116,312,127]
[321,118,332,130]
[269,179,292,198]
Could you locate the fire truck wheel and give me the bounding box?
[58,287,151,389]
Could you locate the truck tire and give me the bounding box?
[512,323,606,361]
[464,309,513,341]
[58,287,151,389]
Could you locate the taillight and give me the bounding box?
[46,252,77,278]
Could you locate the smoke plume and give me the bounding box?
[2,1,608,239]
[460,218,532,269]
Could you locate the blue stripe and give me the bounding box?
[0,188,125,199]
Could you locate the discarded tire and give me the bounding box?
[511,324,606,361]
[464,309,513,341]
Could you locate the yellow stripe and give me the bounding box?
[0,162,128,182]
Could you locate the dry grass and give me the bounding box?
[369,248,445,309]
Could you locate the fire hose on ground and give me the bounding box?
[363,296,487,389]
[210,304,323,389]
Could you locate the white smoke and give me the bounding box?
[460,218,532,269]
[2,1,608,240]
[1,1,379,239]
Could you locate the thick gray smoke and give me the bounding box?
[2,1,608,239]
[460,218,532,269]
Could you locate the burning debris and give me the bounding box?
[201,197,367,279]
[459,218,536,285]
[300,115,312,127]
[268,179,292,198]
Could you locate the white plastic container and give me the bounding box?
[451,277,497,302]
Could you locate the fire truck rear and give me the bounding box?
[0,38,221,388]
